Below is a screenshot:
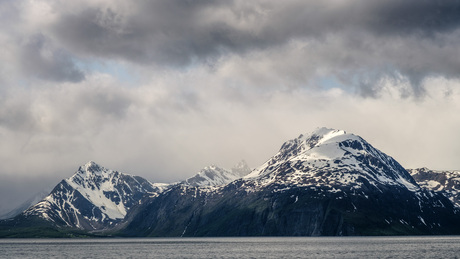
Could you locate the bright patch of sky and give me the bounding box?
[317,76,346,91]
[76,60,139,85]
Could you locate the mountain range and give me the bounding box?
[408,168,460,208]
[1,127,460,237]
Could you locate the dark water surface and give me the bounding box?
[1,236,459,258]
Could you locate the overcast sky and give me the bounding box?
[1,0,460,214]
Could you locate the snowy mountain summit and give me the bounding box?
[23,161,161,230]
[182,160,251,187]
[246,127,418,191]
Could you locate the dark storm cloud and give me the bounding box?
[49,0,460,62]
[2,0,460,88]
[51,0,246,66]
[40,0,460,96]
[366,0,460,35]
[19,34,85,83]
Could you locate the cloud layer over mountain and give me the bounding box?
[1,0,460,213]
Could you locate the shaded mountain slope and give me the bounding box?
[118,128,460,236]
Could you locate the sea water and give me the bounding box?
[0,236,459,258]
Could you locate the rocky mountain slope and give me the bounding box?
[119,128,460,236]
[9,161,166,231]
[409,168,460,208]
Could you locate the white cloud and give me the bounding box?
[1,67,459,181]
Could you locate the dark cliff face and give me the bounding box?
[117,128,460,237]
[119,178,460,237]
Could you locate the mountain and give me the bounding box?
[232,160,252,177]
[244,128,418,190]
[5,161,166,233]
[3,128,460,237]
[181,161,251,187]
[408,168,460,208]
[119,128,460,236]
[0,160,249,237]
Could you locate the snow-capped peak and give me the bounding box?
[24,162,160,230]
[83,160,100,170]
[182,161,251,187]
[246,128,356,178]
[70,161,114,190]
[293,127,355,152]
[77,161,104,176]
[245,127,418,192]
[182,165,236,187]
[231,160,252,177]
[304,127,348,146]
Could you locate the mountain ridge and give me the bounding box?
[2,127,460,237]
[408,168,460,208]
[19,161,162,230]
[118,128,460,236]
[245,128,418,191]
[181,161,251,187]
